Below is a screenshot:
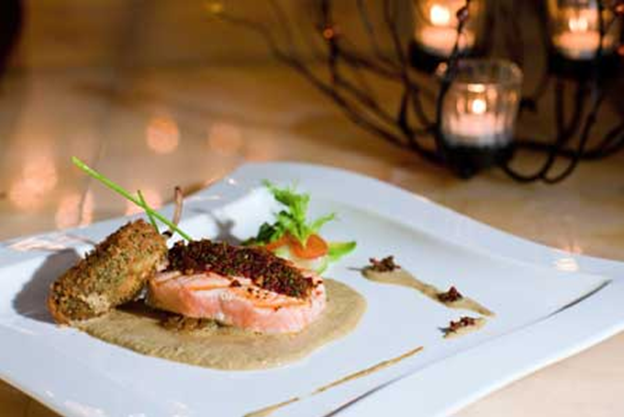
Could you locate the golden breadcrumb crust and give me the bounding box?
[47,220,167,324]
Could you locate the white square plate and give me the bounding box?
[1,162,624,417]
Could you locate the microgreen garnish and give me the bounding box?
[72,156,192,241]
[245,180,356,268]
[328,241,357,263]
[247,180,335,246]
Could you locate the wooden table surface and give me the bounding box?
[1,1,623,416]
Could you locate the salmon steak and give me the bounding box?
[148,240,327,334]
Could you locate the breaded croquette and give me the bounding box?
[48,220,167,324]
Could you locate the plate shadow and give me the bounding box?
[186,208,243,245]
[12,249,81,324]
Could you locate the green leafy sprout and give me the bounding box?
[246,180,356,263]
[72,156,192,241]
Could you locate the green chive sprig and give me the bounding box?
[72,156,192,241]
[137,190,159,232]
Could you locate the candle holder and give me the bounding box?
[220,0,624,184]
[439,59,523,178]
[547,0,622,77]
[409,0,491,72]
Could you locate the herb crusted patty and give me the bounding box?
[48,220,167,324]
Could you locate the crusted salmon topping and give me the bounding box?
[167,240,313,298]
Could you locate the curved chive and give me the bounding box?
[72,156,192,241]
[137,190,159,232]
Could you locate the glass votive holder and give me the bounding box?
[440,59,523,177]
[411,0,489,71]
[547,0,621,62]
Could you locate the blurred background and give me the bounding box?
[0,0,622,256]
[0,1,420,239]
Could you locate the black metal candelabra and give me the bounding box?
[212,0,624,183]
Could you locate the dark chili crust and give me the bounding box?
[167,240,313,298]
[445,316,477,334]
[437,286,463,303]
[47,220,168,324]
[367,256,400,272]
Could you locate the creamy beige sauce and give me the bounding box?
[362,268,494,317]
[314,345,423,393]
[246,398,300,417]
[443,317,487,339]
[76,279,366,371]
[246,345,424,417]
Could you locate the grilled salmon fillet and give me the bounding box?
[148,270,326,334]
[148,239,327,334]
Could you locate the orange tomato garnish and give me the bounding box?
[289,234,329,259]
[264,235,289,251]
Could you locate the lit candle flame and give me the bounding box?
[430,4,451,26]
[568,16,589,32]
[470,97,487,115]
